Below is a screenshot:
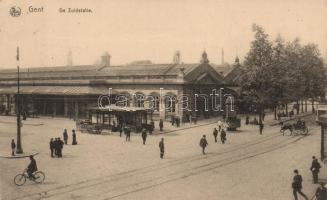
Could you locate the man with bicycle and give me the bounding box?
[27,155,38,180]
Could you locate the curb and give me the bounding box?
[0,150,39,159]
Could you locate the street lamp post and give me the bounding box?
[16,47,23,154]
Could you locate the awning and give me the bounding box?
[0,86,115,96]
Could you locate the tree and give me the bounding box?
[240,24,274,122]
[300,43,326,112]
[270,35,293,119]
[282,39,306,114]
[239,24,325,120]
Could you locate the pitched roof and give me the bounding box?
[211,63,234,77]
[0,62,228,85]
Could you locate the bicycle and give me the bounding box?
[14,169,45,186]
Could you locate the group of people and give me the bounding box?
[198,120,229,155]
[292,156,326,200]
[213,120,227,144]
[49,129,77,158]
[245,115,264,134]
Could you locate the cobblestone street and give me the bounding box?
[0,113,325,200]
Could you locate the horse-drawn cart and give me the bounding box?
[280,121,309,136]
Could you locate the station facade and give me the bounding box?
[0,52,241,122]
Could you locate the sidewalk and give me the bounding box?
[0,150,38,158]
[238,110,314,127]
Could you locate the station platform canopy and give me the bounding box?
[0,86,114,96]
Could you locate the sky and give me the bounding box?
[0,0,326,69]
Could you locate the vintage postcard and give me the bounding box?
[0,0,327,200]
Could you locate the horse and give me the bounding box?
[280,124,294,136]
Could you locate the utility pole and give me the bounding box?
[16,46,23,154]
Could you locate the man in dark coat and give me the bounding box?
[63,129,68,145]
[141,128,147,145]
[54,138,59,157]
[27,155,38,179]
[49,138,54,157]
[221,129,227,144]
[213,128,218,143]
[159,138,164,159]
[199,135,208,155]
[159,119,163,132]
[310,156,321,184]
[259,122,264,135]
[119,125,123,137]
[57,137,64,157]
[11,139,16,156]
[149,120,155,135]
[315,182,327,200]
[292,169,309,200]
[72,129,77,145]
[125,126,131,142]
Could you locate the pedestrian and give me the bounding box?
[315,182,327,200]
[159,119,163,132]
[199,135,208,155]
[217,120,222,132]
[119,125,123,137]
[159,138,164,159]
[57,137,64,157]
[310,156,321,184]
[221,129,227,144]
[63,129,68,145]
[213,128,218,143]
[245,115,249,125]
[149,120,154,135]
[259,122,264,135]
[54,138,59,157]
[171,116,175,126]
[141,128,147,145]
[49,138,54,158]
[176,117,180,128]
[125,126,131,142]
[292,169,309,200]
[72,129,77,145]
[11,139,16,156]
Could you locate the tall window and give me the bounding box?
[134,93,145,108]
[116,93,131,107]
[148,93,159,111]
[165,94,176,112]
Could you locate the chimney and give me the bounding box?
[200,51,209,64]
[101,52,111,67]
[67,49,73,66]
[173,51,181,64]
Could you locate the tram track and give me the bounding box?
[12,115,317,200]
[41,128,310,200]
[12,129,282,200]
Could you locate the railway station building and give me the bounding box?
[0,52,242,122]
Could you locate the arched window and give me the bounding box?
[134,92,145,108]
[148,92,160,111]
[115,92,131,107]
[164,93,176,113]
